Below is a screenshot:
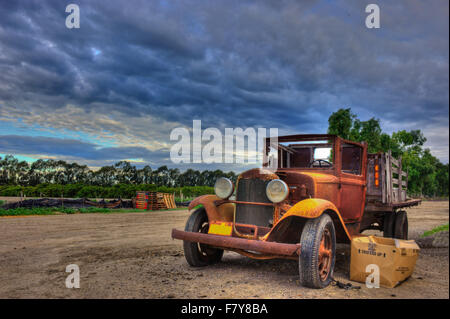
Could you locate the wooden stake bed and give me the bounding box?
[365,151,420,212]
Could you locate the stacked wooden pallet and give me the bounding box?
[163,193,177,209]
[135,191,149,209]
[148,192,163,210]
[135,191,176,210]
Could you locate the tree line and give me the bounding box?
[0,157,236,188]
[0,183,214,200]
[328,108,448,197]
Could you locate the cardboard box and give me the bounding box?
[350,235,420,288]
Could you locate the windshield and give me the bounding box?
[272,139,334,169]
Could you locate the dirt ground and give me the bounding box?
[0,201,448,299]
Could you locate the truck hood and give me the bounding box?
[277,171,338,201]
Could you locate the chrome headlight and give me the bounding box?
[266,179,289,203]
[214,177,234,199]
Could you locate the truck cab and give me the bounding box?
[267,134,367,235]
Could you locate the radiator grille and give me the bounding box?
[235,178,274,227]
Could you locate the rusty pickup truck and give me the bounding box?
[171,134,421,288]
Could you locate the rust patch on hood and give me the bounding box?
[239,168,278,180]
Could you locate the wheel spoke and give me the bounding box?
[318,229,332,281]
[322,248,331,257]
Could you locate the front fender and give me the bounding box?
[265,198,351,243]
[282,198,339,219]
[188,195,234,223]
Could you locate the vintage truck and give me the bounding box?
[171,134,421,288]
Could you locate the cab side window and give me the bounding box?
[341,144,362,175]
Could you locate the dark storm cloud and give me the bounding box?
[0,0,448,165]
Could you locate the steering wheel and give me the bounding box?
[309,159,332,167]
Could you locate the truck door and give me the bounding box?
[338,142,367,222]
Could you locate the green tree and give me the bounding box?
[327,108,355,139]
[327,109,384,153]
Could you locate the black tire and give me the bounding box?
[383,212,395,238]
[394,210,408,239]
[183,208,223,267]
[298,214,336,289]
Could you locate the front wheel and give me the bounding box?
[299,213,336,289]
[183,208,224,267]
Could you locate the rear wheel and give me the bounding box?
[383,211,408,239]
[299,214,336,289]
[183,208,224,267]
[394,210,408,239]
[383,212,395,238]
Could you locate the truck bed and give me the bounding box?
[365,151,421,211]
[365,198,422,212]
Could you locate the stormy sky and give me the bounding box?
[0,0,448,171]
